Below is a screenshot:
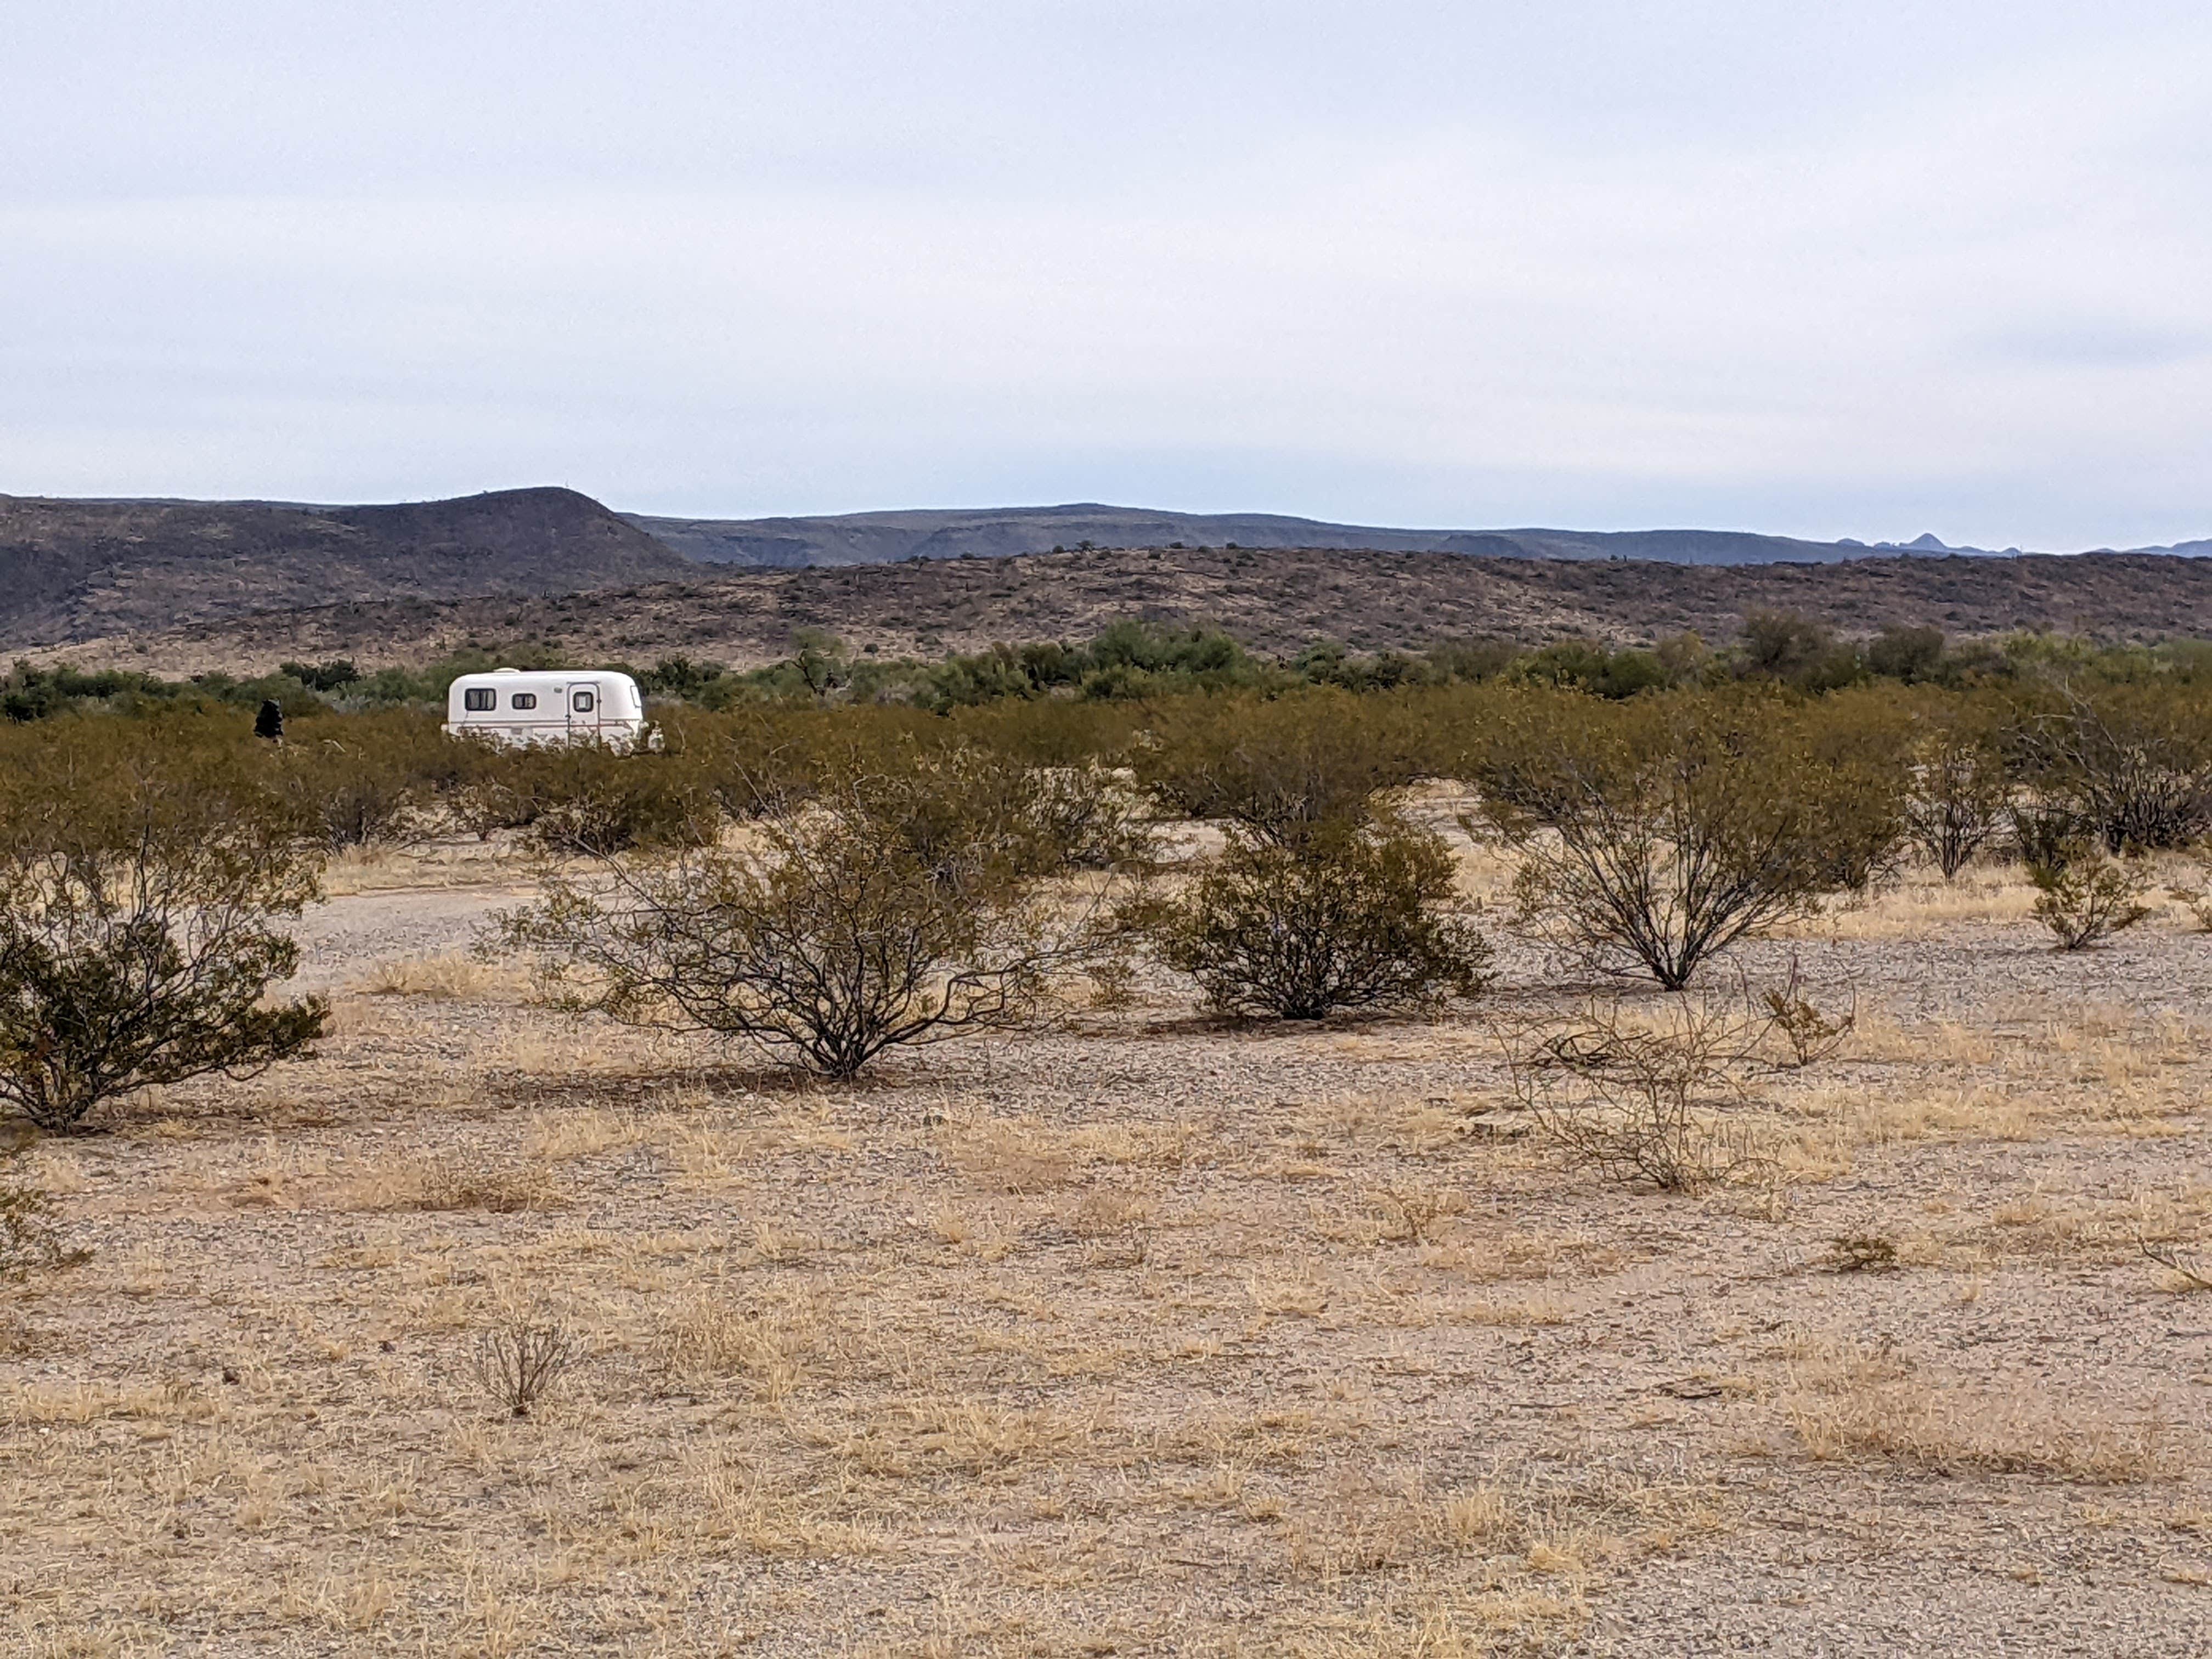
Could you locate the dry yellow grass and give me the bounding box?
[354,952,520,1000]
[7,845,2212,1652]
[1783,1332,2176,1483]
[1792,864,2044,938]
[320,842,531,896]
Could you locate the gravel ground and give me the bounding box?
[5,867,2211,1656]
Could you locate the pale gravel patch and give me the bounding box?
[6,867,2212,1655]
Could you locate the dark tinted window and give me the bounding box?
[462,687,495,712]
[511,692,537,710]
[572,690,596,713]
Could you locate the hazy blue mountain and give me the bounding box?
[623,503,2047,567]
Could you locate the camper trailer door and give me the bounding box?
[567,680,603,741]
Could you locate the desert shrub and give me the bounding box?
[1499,994,1775,1192]
[946,697,1143,767]
[1507,640,1669,699]
[1131,689,1430,847]
[1465,691,1891,989]
[1736,610,1861,691]
[1080,620,1267,698]
[2011,684,2212,854]
[2029,849,2153,950]
[1866,625,1948,684]
[1153,821,1489,1019]
[669,703,938,822]
[456,739,721,856]
[2006,798,2089,870]
[268,711,452,849]
[0,728,329,1131]
[472,1314,582,1418]
[1293,641,1440,693]
[824,737,1154,890]
[1026,762,1156,872]
[3,661,179,721]
[493,776,1115,1080]
[1901,704,2012,877]
[1796,691,1914,893]
[278,658,362,694]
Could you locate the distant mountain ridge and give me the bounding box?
[622,502,2064,568]
[4,484,2208,652]
[0,487,692,648]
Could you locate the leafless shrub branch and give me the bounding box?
[1496,992,1779,1193]
[472,1315,583,1418]
[1760,951,1855,1070]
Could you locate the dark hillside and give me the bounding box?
[37,542,2212,678]
[0,487,692,647]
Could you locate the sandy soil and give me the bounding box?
[5,857,2211,1656]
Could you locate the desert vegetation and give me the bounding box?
[5,630,2212,1652]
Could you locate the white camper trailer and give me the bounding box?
[442,668,649,749]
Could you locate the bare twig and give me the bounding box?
[1494,992,1778,1193]
[1761,951,1856,1070]
[472,1316,583,1418]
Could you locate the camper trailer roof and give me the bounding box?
[456,668,636,682]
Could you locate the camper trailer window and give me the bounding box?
[510,693,537,710]
[463,688,495,712]
[572,691,596,713]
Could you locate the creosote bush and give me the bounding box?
[1466,691,1901,989]
[268,711,455,849]
[1131,689,1431,848]
[1901,706,2012,878]
[817,735,1153,889]
[456,737,720,856]
[2012,684,2212,854]
[0,725,329,1132]
[494,754,1121,1080]
[2029,849,2153,950]
[1797,689,1916,893]
[1154,821,1490,1020]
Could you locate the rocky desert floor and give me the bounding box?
[5,845,2212,1656]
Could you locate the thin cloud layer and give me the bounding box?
[2,2,2207,548]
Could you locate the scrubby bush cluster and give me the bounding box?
[0,723,329,1132]
[1500,994,1779,1192]
[24,607,2212,726]
[1127,690,1491,1019]
[493,742,1143,1080]
[1462,689,1906,988]
[1156,826,1490,1019]
[9,618,2212,1128]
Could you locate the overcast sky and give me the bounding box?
[3,2,2208,548]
